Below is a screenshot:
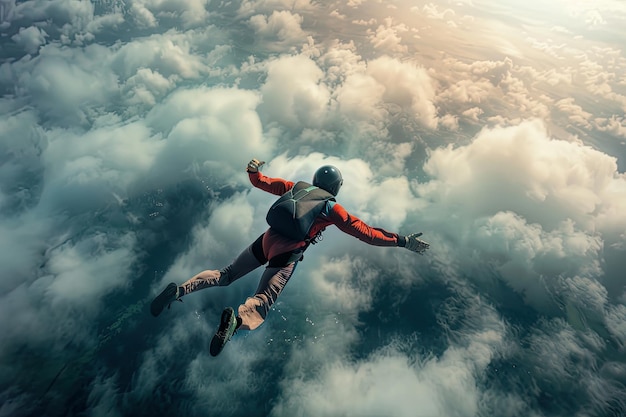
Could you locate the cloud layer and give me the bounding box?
[1,0,626,416]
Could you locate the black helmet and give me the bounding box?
[313,165,343,196]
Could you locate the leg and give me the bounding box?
[180,234,266,296]
[237,262,298,330]
[151,235,266,317]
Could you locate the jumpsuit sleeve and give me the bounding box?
[248,171,295,196]
[326,203,403,247]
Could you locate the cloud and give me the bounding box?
[1,27,230,125]
[36,121,159,214]
[415,120,626,313]
[329,9,345,20]
[258,54,331,129]
[334,72,386,122]
[248,10,308,51]
[594,115,626,139]
[367,17,409,53]
[2,1,626,416]
[319,40,366,85]
[86,373,122,417]
[555,97,593,129]
[420,120,623,232]
[45,233,136,305]
[438,78,494,104]
[12,0,96,30]
[123,68,176,107]
[128,0,210,28]
[0,212,50,294]
[3,44,119,126]
[271,287,507,417]
[605,304,626,350]
[273,354,445,417]
[0,109,46,209]
[366,56,438,128]
[237,0,315,17]
[145,86,270,186]
[0,229,137,367]
[0,0,16,25]
[585,9,606,27]
[471,213,603,309]
[420,3,456,20]
[11,25,47,54]
[462,106,484,122]
[110,30,210,80]
[440,113,459,130]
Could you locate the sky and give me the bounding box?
[1,0,626,416]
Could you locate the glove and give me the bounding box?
[403,232,430,254]
[246,158,265,173]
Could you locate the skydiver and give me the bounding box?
[151,158,429,356]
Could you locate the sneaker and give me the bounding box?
[210,307,237,357]
[150,282,180,317]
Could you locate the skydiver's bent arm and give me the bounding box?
[248,171,294,196]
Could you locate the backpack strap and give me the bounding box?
[321,200,336,217]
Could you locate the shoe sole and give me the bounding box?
[150,282,177,317]
[210,307,236,357]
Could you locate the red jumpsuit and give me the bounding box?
[179,171,403,330]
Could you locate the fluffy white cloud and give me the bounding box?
[462,106,484,122]
[111,31,210,80]
[420,120,623,232]
[3,44,118,126]
[11,25,47,54]
[367,17,409,53]
[471,212,603,309]
[45,233,137,305]
[438,78,494,104]
[334,72,386,122]
[129,0,210,28]
[39,121,160,213]
[248,10,308,51]
[367,56,438,129]
[421,3,456,20]
[319,40,366,85]
[9,0,123,44]
[271,293,507,417]
[145,86,270,185]
[416,120,626,312]
[123,67,176,106]
[259,54,331,129]
[0,230,137,362]
[12,0,96,29]
[595,115,626,139]
[555,97,593,129]
[237,0,315,17]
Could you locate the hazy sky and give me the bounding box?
[1,0,626,416]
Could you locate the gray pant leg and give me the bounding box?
[180,243,264,296]
[237,262,297,330]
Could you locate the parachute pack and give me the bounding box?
[266,181,335,241]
